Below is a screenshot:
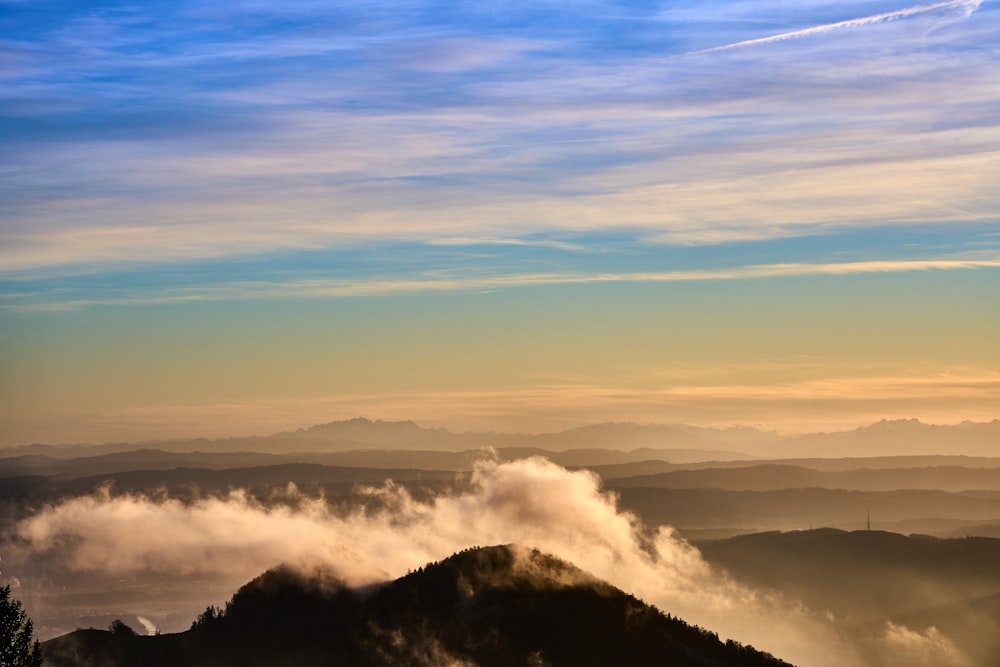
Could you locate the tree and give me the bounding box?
[109,619,137,637]
[1,585,43,667]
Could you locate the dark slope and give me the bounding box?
[42,545,791,667]
[697,530,1000,666]
[615,487,1000,533]
[1,463,455,500]
[608,464,1000,492]
[0,446,745,480]
[697,529,1000,607]
[0,449,471,479]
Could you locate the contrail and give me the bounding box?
[678,0,985,57]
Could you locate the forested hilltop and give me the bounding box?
[42,545,790,667]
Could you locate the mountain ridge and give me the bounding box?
[4,416,998,459]
[40,544,792,667]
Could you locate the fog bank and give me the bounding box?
[9,457,972,666]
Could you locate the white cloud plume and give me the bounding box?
[13,458,852,665]
[135,616,158,636]
[881,621,972,667]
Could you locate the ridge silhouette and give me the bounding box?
[41,545,791,666]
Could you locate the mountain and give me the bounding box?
[0,445,749,481]
[4,417,998,460]
[787,419,1000,458]
[697,529,1000,611]
[607,464,1000,492]
[0,418,755,460]
[286,417,469,449]
[520,422,768,454]
[613,487,1000,536]
[41,545,791,667]
[696,529,1000,667]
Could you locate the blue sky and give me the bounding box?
[1,0,998,443]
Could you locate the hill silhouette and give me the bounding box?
[41,545,791,667]
[698,529,1000,612]
[7,417,998,459]
[607,463,1000,492]
[697,529,1000,666]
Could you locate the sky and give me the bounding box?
[1,0,998,445]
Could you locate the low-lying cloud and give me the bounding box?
[8,457,975,666]
[881,621,971,667]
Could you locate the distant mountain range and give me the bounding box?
[3,418,999,543]
[41,545,791,667]
[4,416,999,459]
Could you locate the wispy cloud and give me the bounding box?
[3,0,998,280]
[4,255,998,311]
[426,236,588,252]
[2,0,997,444]
[677,0,986,57]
